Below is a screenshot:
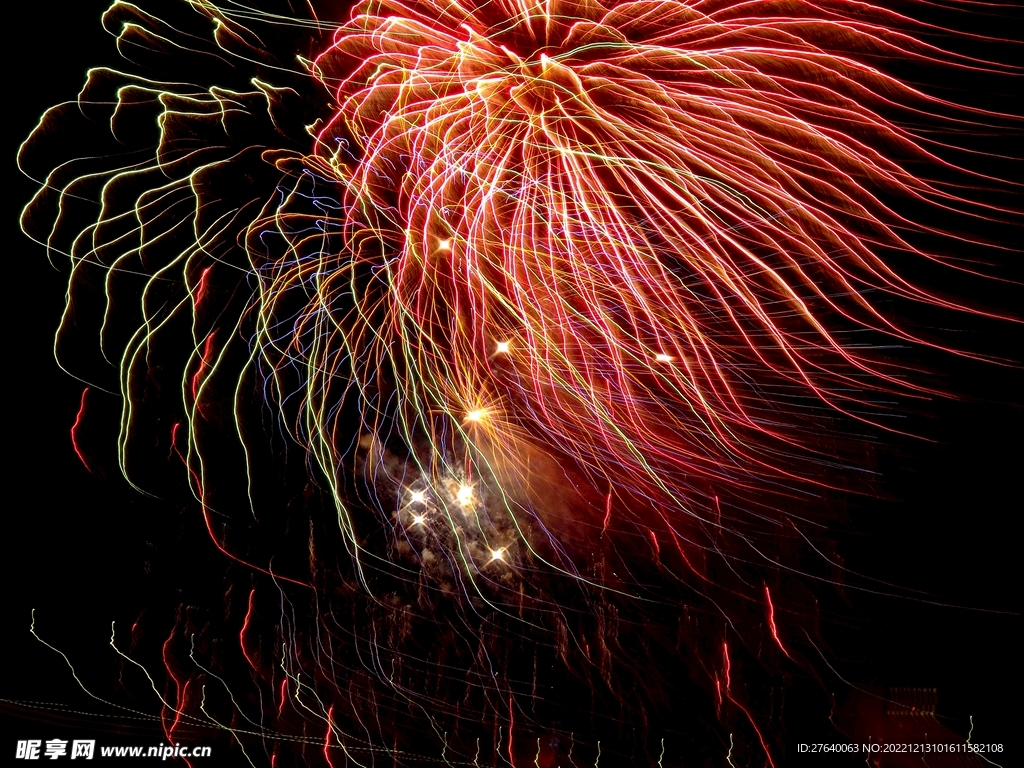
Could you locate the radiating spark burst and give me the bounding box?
[300,0,1015,545]
[18,0,1020,765]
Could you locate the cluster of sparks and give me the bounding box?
[286,0,1008,571]
[19,0,1018,763]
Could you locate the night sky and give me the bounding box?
[4,1,1021,764]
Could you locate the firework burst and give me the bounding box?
[287,0,1017,567]
[18,0,1020,764]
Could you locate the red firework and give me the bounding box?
[16,0,1020,765]
[296,0,1014,545]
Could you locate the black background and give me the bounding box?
[4,0,1021,764]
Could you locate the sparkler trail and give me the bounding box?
[16,0,1021,764]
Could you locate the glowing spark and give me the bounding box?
[464,409,486,423]
[456,485,474,507]
[765,586,793,659]
[70,387,90,472]
[409,490,427,504]
[239,589,258,671]
[490,548,505,562]
[723,642,731,690]
[494,341,510,355]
